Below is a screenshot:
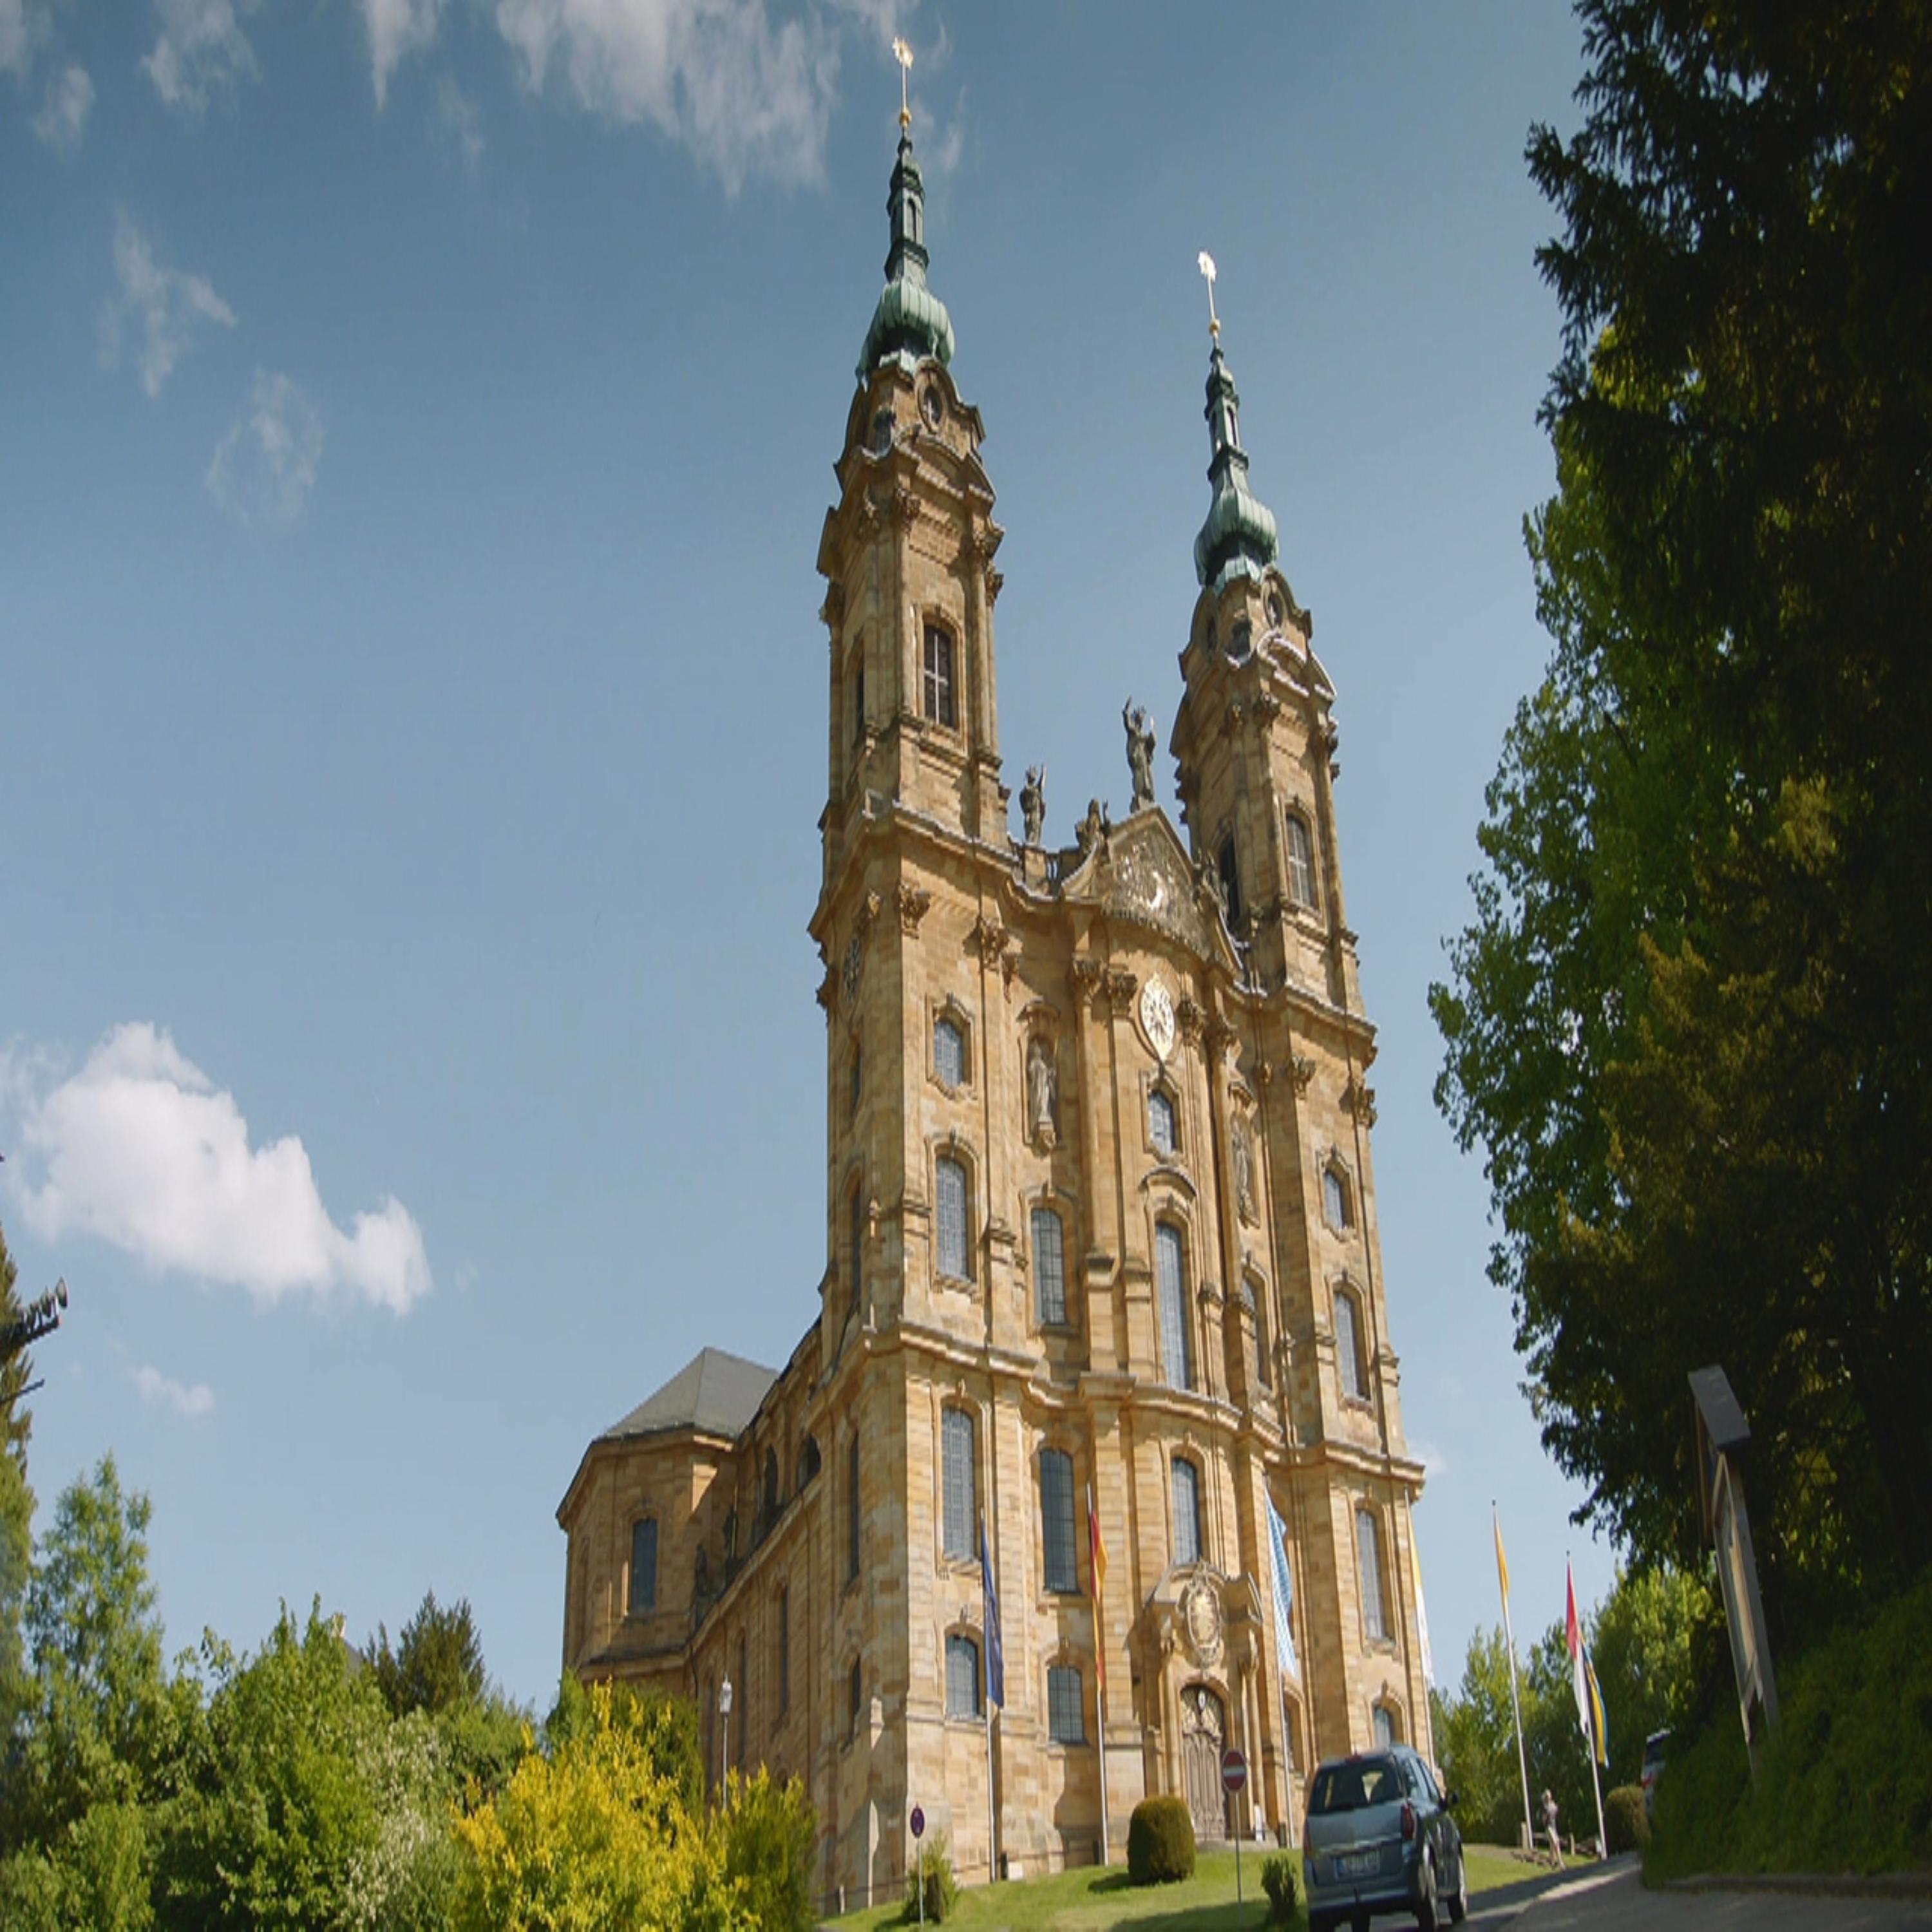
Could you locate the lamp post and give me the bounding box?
[719,1675,734,1802]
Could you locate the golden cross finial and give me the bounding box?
[892,37,914,129]
[1197,251,1220,339]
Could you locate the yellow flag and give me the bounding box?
[1493,1510,1512,1620]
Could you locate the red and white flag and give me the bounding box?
[1564,1564,1590,1738]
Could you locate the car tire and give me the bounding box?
[1446,1848,1469,1925]
[1415,1849,1438,1932]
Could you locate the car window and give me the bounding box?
[1309,1756,1403,1814]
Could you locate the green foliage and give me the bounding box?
[0,1225,41,1744]
[1126,1794,1195,1885]
[1650,1573,1932,1878]
[902,1831,958,1922]
[1260,1848,1299,1924]
[1434,1624,1528,1844]
[721,1766,816,1931]
[1602,1785,1647,1855]
[368,1590,484,1718]
[545,1668,705,1817]
[1435,0,1932,1633]
[451,1679,751,1931]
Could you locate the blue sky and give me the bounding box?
[3,1,1611,1712]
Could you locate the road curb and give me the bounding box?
[1665,1870,1932,1902]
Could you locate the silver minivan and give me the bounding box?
[1303,1745,1468,1932]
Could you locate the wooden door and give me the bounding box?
[1180,1685,1227,1842]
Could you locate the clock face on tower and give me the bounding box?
[1139,975,1177,1062]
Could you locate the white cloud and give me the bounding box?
[207,370,325,526]
[1412,1439,1450,1482]
[33,63,93,149]
[144,0,258,113]
[437,76,484,176]
[491,0,884,193]
[135,1363,216,1420]
[6,1023,431,1315]
[0,0,49,80]
[362,0,442,108]
[101,211,238,399]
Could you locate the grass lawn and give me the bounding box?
[824,1840,1571,1929]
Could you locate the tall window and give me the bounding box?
[1323,1164,1353,1231]
[847,1433,862,1582]
[852,662,866,744]
[777,1586,790,1715]
[1155,1222,1193,1390]
[922,623,957,727]
[1285,812,1317,907]
[735,1633,748,1767]
[936,1154,971,1279]
[1373,1704,1397,1748]
[849,1657,863,1736]
[942,1406,977,1561]
[1032,1206,1066,1326]
[629,1518,658,1613]
[933,1014,965,1087]
[1336,1287,1367,1401]
[1039,1447,1077,1593]
[945,1633,981,1718]
[849,1042,862,1118]
[1046,1664,1084,1744]
[1251,1279,1272,1390]
[1218,833,1244,930]
[849,1181,866,1319]
[1173,1457,1203,1567]
[1149,1090,1177,1157]
[1357,1507,1387,1641]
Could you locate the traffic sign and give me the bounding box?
[910,1804,925,1840]
[1220,1747,1248,1795]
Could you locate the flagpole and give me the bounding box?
[1585,1654,1609,1859]
[981,1510,1000,1885]
[1495,1506,1535,1857]
[1566,1559,1607,1860]
[1088,1484,1111,1867]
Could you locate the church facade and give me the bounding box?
[557,118,1432,1910]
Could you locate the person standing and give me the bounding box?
[1541,1789,1564,1869]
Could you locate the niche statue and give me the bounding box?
[1027,1037,1058,1146]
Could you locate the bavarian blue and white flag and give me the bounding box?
[980,1511,1005,1709]
[1265,1494,1299,1681]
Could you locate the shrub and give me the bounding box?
[1603,1784,1648,1855]
[721,1768,816,1931]
[1126,1795,1195,1885]
[1261,1848,1300,1924]
[902,1833,958,1922]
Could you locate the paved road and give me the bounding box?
[1470,1861,1932,1930]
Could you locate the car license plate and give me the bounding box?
[1336,1852,1379,1879]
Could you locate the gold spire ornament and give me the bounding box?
[892,36,913,129]
[1197,250,1220,339]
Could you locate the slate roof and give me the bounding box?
[598,1347,777,1446]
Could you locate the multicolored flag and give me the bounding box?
[1564,1564,1590,1738]
[980,1511,1005,1710]
[1265,1494,1299,1681]
[1584,1649,1608,1769]
[1087,1486,1108,1692]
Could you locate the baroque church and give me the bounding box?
[558,109,1432,1909]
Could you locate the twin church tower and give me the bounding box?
[558,108,1431,1908]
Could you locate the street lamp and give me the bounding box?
[719,1674,734,1799]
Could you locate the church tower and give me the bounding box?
[557,112,1434,1917]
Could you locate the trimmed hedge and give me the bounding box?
[1603,1784,1648,1855]
[1126,1796,1196,1885]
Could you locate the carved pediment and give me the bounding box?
[1060,812,1229,963]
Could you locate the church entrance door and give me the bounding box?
[1180,1685,1227,1842]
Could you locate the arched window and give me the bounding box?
[1032,1206,1066,1326]
[629,1518,658,1614]
[933,1013,966,1088]
[1248,1277,1272,1391]
[1335,1287,1367,1401]
[936,1153,971,1279]
[1285,811,1317,907]
[922,623,957,727]
[945,1633,981,1718]
[1173,1456,1203,1567]
[1155,1222,1193,1390]
[849,1180,866,1318]
[1148,1089,1177,1158]
[848,1656,863,1737]
[1373,1702,1400,1748]
[797,1434,821,1488]
[942,1406,977,1561]
[776,1586,791,1716]
[1039,1446,1077,1593]
[847,1434,862,1583]
[851,658,866,745]
[762,1447,780,1521]
[1046,1663,1084,1744]
[1323,1164,1354,1231]
[1218,833,1244,930]
[1357,1507,1387,1642]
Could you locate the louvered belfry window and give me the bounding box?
[936,1155,970,1278]
[1039,1447,1077,1593]
[1032,1207,1066,1325]
[1336,1288,1367,1401]
[942,1406,977,1560]
[1155,1223,1193,1389]
[1285,811,1318,907]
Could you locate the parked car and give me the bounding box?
[1641,1728,1671,1821]
[1303,1745,1468,1932]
